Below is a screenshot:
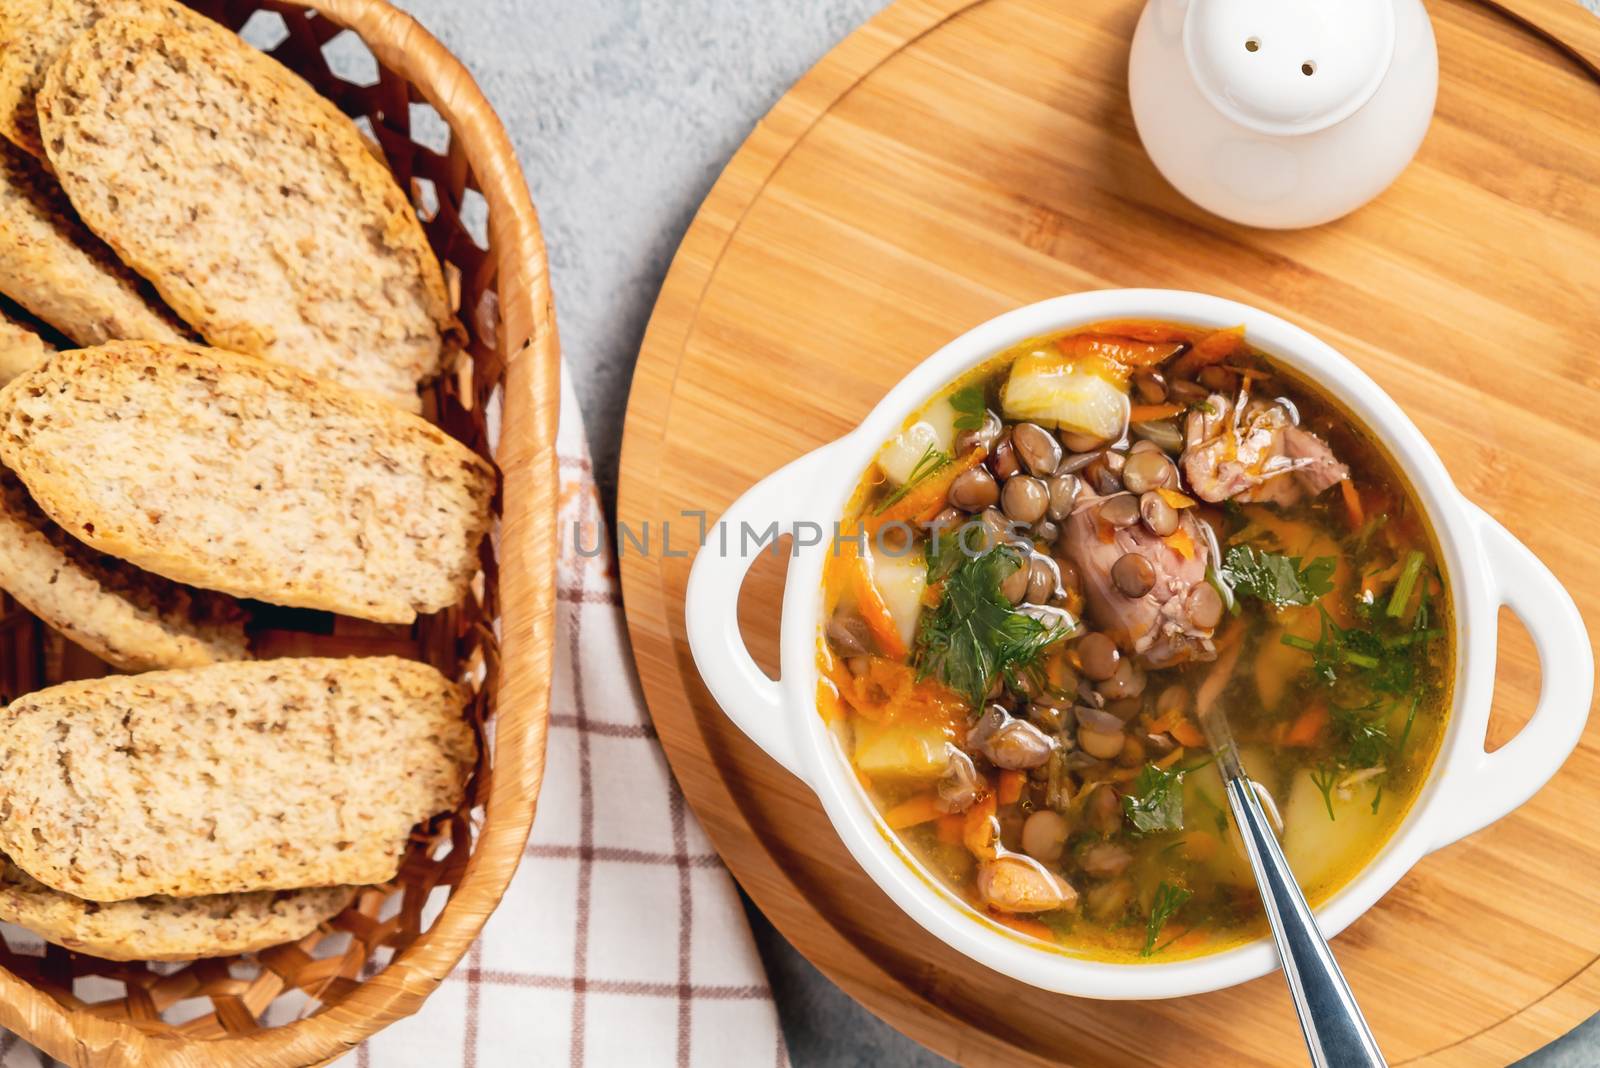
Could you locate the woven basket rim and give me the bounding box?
[0,1,560,1064]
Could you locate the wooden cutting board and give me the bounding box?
[616,0,1600,1063]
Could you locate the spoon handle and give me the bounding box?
[1225,777,1388,1068]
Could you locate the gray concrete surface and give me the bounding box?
[388,1,1597,1063]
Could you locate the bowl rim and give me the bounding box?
[770,288,1494,999]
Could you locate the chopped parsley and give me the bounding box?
[1142,881,1193,957]
[1122,763,1186,835]
[1216,545,1335,608]
[1309,766,1340,820]
[1307,694,1414,820]
[949,385,988,431]
[1282,578,1438,696]
[913,545,1068,707]
[1330,699,1391,769]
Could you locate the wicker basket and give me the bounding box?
[0,1,558,1064]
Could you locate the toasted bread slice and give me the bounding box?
[0,297,53,386]
[0,467,249,671]
[0,0,193,161]
[0,342,495,624]
[0,858,357,962]
[0,657,476,901]
[38,12,453,409]
[0,140,188,346]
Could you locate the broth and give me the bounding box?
[816,320,1452,961]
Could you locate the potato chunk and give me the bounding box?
[1000,350,1129,441]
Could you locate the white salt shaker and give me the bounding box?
[1129,0,1437,229]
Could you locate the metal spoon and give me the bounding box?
[1198,680,1387,1067]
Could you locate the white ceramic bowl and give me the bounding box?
[685,289,1592,1000]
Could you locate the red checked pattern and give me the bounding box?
[344,375,788,1066]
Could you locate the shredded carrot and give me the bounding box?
[1168,718,1205,748]
[867,447,985,531]
[1156,487,1196,509]
[1147,706,1181,735]
[1081,321,1199,345]
[1169,325,1246,378]
[816,678,846,724]
[1284,701,1329,747]
[1340,478,1365,529]
[1154,746,1186,770]
[997,769,1026,805]
[987,911,1055,941]
[963,792,999,860]
[824,654,966,729]
[936,813,965,845]
[852,555,908,660]
[1056,333,1185,371]
[884,793,943,830]
[1128,402,1186,423]
[1164,527,1196,560]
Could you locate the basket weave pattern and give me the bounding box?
[0,2,558,1064]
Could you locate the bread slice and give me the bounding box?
[38,13,454,410]
[0,140,188,347]
[0,342,495,624]
[0,858,357,962]
[0,297,52,387]
[0,0,194,161]
[0,657,476,901]
[0,467,249,671]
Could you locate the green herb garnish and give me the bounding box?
[949,385,988,431]
[1350,512,1389,553]
[1142,881,1193,957]
[1122,763,1186,835]
[1307,699,1401,821]
[1330,699,1391,769]
[1281,604,1395,687]
[1217,545,1335,608]
[1309,765,1339,820]
[913,546,1069,706]
[1281,581,1438,697]
[874,444,951,515]
[1386,550,1426,618]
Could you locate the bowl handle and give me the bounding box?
[1432,501,1594,850]
[685,446,841,784]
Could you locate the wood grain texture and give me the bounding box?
[617,0,1600,1064]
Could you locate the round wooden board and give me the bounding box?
[617,0,1600,1063]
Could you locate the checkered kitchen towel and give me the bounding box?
[0,368,787,1068]
[346,370,789,1066]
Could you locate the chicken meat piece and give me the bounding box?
[1062,491,1219,668]
[977,855,1079,914]
[1182,386,1348,506]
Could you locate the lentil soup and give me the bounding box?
[816,320,1452,961]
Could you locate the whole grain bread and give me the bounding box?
[0,342,495,624]
[0,0,194,162]
[0,140,188,347]
[38,13,454,410]
[0,858,357,962]
[0,467,249,671]
[0,657,476,901]
[0,297,52,386]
